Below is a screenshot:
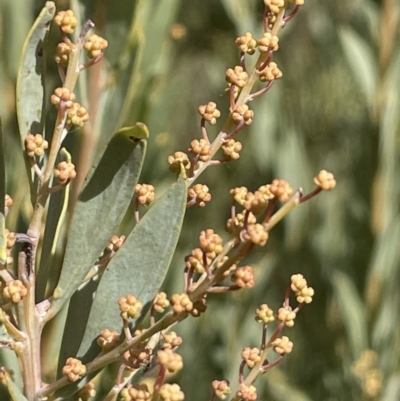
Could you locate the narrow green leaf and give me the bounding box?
[332,270,368,359]
[0,369,28,401]
[16,1,55,145]
[48,125,148,319]
[77,175,187,358]
[0,118,6,264]
[338,27,378,108]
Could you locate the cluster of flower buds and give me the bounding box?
[62,357,86,382]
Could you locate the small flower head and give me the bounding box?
[188,184,211,208]
[170,293,193,314]
[314,170,336,190]
[54,10,78,34]
[159,383,184,401]
[272,336,293,355]
[124,344,151,369]
[190,296,207,317]
[3,280,27,303]
[212,380,231,400]
[235,32,257,55]
[198,102,221,125]
[97,329,120,352]
[55,42,73,67]
[106,235,126,252]
[269,179,293,202]
[243,190,270,215]
[135,183,155,206]
[62,357,86,382]
[66,103,89,127]
[77,382,96,401]
[226,66,248,88]
[199,229,223,255]
[242,224,268,246]
[153,292,170,313]
[50,87,76,109]
[221,139,242,160]
[257,32,279,52]
[277,305,296,327]
[236,383,257,401]
[255,304,275,324]
[5,230,16,249]
[163,331,183,349]
[5,194,13,208]
[231,266,255,288]
[25,134,48,158]
[185,248,211,274]
[241,347,261,368]
[291,274,314,303]
[188,139,211,162]
[118,295,143,319]
[230,186,248,205]
[226,212,257,234]
[157,348,183,373]
[168,151,190,173]
[54,161,77,183]
[84,34,109,59]
[259,62,283,82]
[289,0,305,5]
[120,383,151,401]
[264,0,285,14]
[231,104,254,126]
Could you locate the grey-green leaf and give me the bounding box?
[48,125,148,320]
[16,1,55,145]
[77,175,187,358]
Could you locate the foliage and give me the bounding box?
[0,1,399,401]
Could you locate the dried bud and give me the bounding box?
[236,383,257,401]
[50,87,76,109]
[263,0,285,14]
[157,349,183,373]
[242,224,268,246]
[269,179,293,202]
[55,42,73,67]
[277,305,296,327]
[120,383,151,401]
[170,293,193,314]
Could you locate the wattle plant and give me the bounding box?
[0,1,336,401]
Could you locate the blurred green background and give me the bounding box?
[0,0,399,400]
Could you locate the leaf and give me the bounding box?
[0,118,6,264]
[77,175,187,359]
[48,124,148,320]
[16,1,55,145]
[337,26,378,108]
[332,270,368,359]
[0,368,28,401]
